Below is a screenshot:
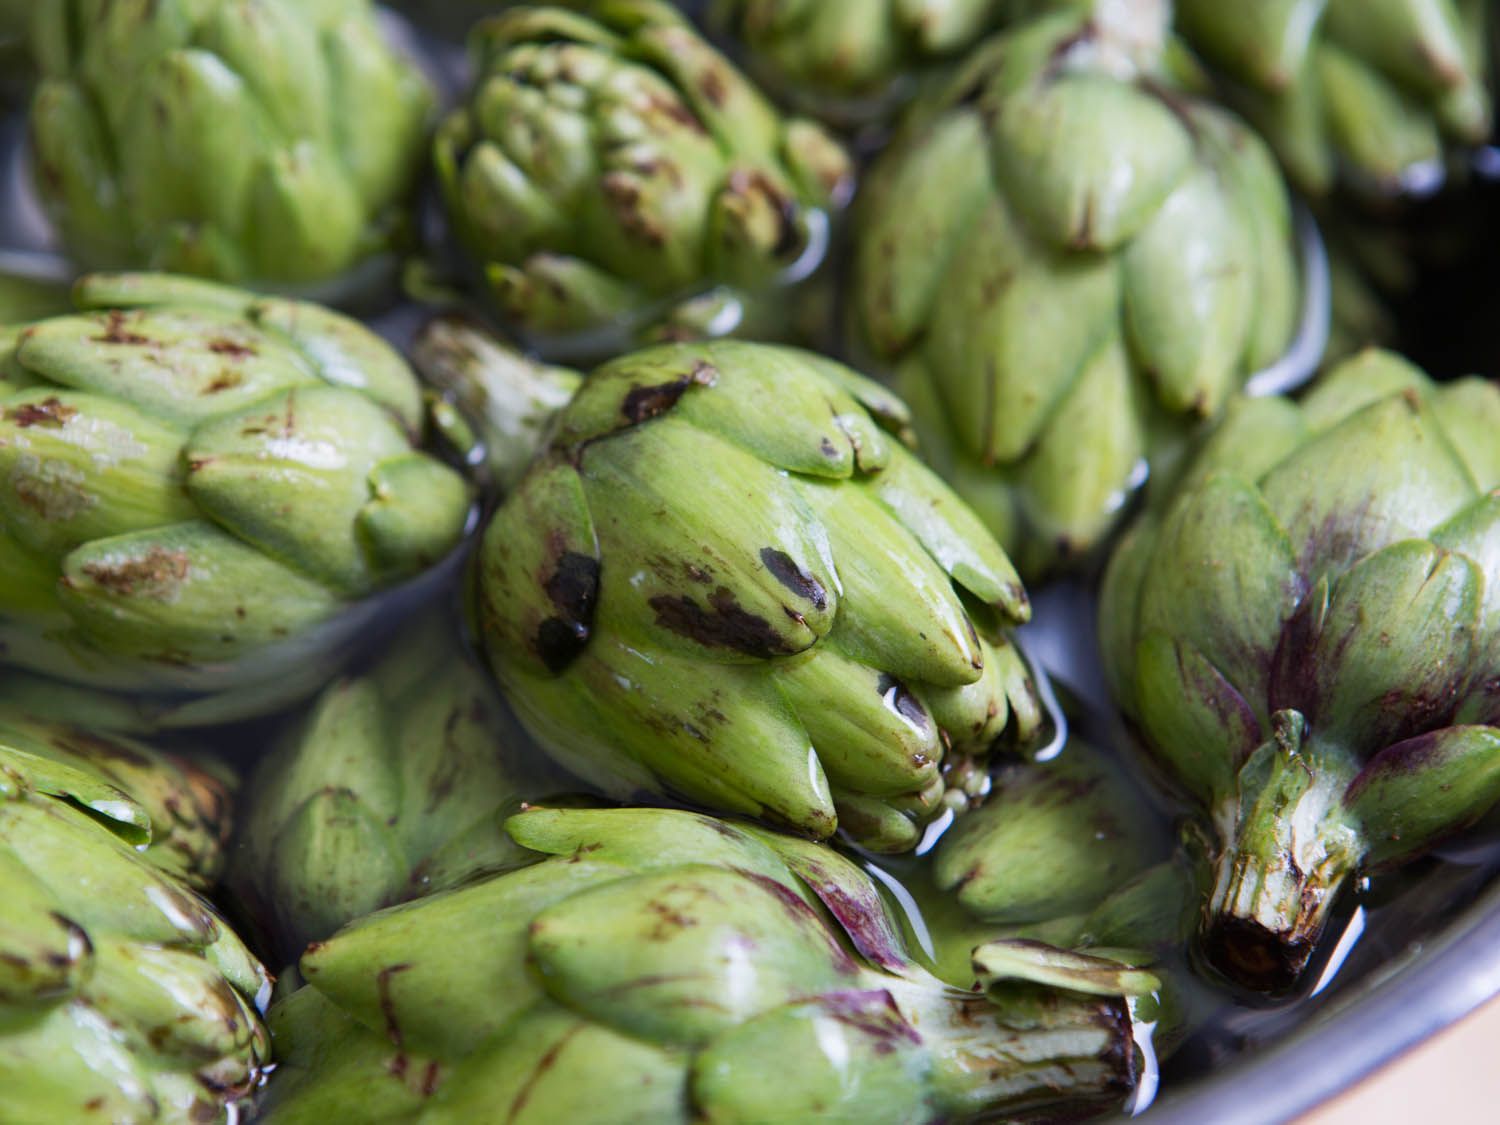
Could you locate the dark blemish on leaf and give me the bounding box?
[208,338,256,359]
[876,674,929,730]
[535,550,600,673]
[81,548,190,600]
[204,371,244,394]
[820,437,840,458]
[92,311,151,346]
[760,548,827,610]
[7,397,77,428]
[376,963,412,1048]
[505,1019,583,1122]
[650,586,793,658]
[620,362,718,424]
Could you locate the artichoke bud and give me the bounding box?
[265,807,1146,1122]
[28,0,434,291]
[436,0,852,352]
[851,8,1310,580]
[933,741,1165,925]
[234,614,561,961]
[1174,0,1494,197]
[0,706,269,1121]
[0,274,474,711]
[707,0,1012,127]
[475,339,1040,850]
[1101,352,1500,992]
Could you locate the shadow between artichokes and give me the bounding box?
[466,335,1046,853]
[1100,348,1500,993]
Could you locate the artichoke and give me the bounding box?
[473,338,1043,853]
[261,805,1153,1123]
[1100,349,1500,991]
[0,707,272,1122]
[234,615,565,962]
[707,0,1007,124]
[0,273,473,714]
[1175,0,1493,197]
[932,739,1166,927]
[850,5,1308,579]
[433,1,854,351]
[28,0,434,291]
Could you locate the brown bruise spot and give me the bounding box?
[208,338,257,359]
[506,1024,585,1123]
[725,169,802,259]
[79,548,191,601]
[620,361,718,424]
[204,370,245,394]
[91,311,152,346]
[6,397,77,428]
[534,549,601,674]
[759,548,828,611]
[650,586,792,658]
[601,171,666,248]
[377,963,414,1048]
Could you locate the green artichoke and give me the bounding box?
[932,740,1166,927]
[261,805,1153,1123]
[473,338,1043,853]
[0,273,473,713]
[28,0,434,291]
[0,707,272,1122]
[707,0,1008,124]
[433,1,854,350]
[850,5,1307,579]
[234,614,565,962]
[1100,349,1500,991]
[1175,0,1493,197]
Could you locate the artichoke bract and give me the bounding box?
[261,806,1151,1123]
[0,708,272,1122]
[1100,349,1500,992]
[473,339,1043,853]
[933,740,1166,927]
[1175,0,1493,197]
[433,1,854,352]
[850,5,1307,579]
[0,273,473,712]
[28,0,434,291]
[708,0,1007,124]
[234,616,565,963]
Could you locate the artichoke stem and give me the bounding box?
[1203,711,1361,993]
[881,967,1137,1119]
